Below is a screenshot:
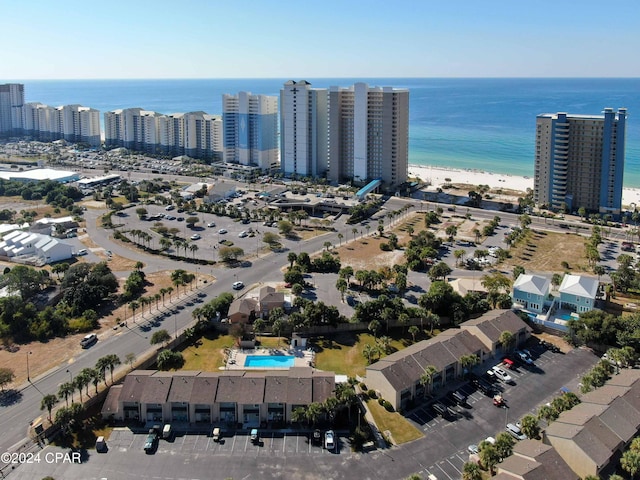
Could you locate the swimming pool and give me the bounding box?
[558,314,577,321]
[244,355,295,368]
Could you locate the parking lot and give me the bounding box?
[108,428,345,457]
[408,341,596,480]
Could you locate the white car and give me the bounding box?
[76,248,88,256]
[218,228,227,234]
[238,231,248,238]
[491,365,513,383]
[506,423,527,440]
[190,234,201,240]
[324,430,335,451]
[232,281,244,290]
[207,222,216,228]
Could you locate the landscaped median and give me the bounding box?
[365,398,423,445]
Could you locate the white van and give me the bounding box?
[80,333,97,348]
[162,424,172,439]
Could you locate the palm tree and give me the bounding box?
[166,286,174,303]
[58,382,74,406]
[462,462,482,480]
[499,330,515,353]
[408,325,420,343]
[90,368,102,395]
[40,394,57,422]
[104,354,121,384]
[420,365,437,397]
[129,300,139,323]
[160,288,168,306]
[79,367,94,397]
[362,344,375,364]
[352,227,358,241]
[337,233,344,246]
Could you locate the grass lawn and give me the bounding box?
[313,330,431,377]
[365,399,423,445]
[255,336,289,349]
[180,332,236,371]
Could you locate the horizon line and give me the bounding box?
[3,76,640,82]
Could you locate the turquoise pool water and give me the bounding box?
[559,314,575,321]
[244,355,295,368]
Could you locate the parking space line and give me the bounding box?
[283,433,287,453]
[436,461,455,480]
[205,436,212,451]
[446,456,462,473]
[231,434,237,452]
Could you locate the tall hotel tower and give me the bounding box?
[534,108,627,216]
[222,92,279,171]
[281,81,408,190]
[280,80,328,177]
[0,83,25,136]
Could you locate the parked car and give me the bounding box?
[218,228,227,234]
[250,428,259,445]
[80,333,97,348]
[311,429,322,445]
[449,390,467,405]
[76,248,88,256]
[432,402,452,418]
[491,365,513,383]
[207,222,216,228]
[144,429,159,453]
[515,350,534,365]
[232,281,244,290]
[190,233,201,240]
[467,444,479,454]
[95,436,107,453]
[162,424,172,440]
[324,430,335,451]
[506,423,527,440]
[212,427,221,442]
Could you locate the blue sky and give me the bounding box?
[2,0,639,79]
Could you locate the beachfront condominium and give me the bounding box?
[0,83,25,136]
[222,91,279,171]
[20,103,101,147]
[280,80,328,177]
[1,83,100,145]
[280,81,409,190]
[104,109,222,161]
[534,108,628,216]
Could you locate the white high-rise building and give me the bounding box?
[280,81,409,190]
[0,84,24,136]
[280,80,328,177]
[222,91,279,171]
[534,108,627,215]
[105,108,222,160]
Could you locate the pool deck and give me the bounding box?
[225,347,315,370]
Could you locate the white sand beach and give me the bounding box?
[409,164,640,208]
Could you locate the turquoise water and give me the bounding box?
[16,78,640,187]
[244,355,294,368]
[558,314,576,321]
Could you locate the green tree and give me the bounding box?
[478,441,500,474]
[58,381,74,406]
[0,367,15,391]
[125,352,136,371]
[156,349,184,370]
[420,365,437,397]
[499,330,515,353]
[462,462,482,480]
[408,325,420,343]
[428,261,452,281]
[494,431,515,460]
[40,393,58,422]
[519,414,540,439]
[622,449,640,479]
[151,329,171,346]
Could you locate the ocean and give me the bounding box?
[15,78,640,187]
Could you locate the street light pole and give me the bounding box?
[26,351,32,382]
